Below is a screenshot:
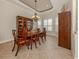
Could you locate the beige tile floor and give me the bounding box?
[0,36,73,59]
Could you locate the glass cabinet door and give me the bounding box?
[27,19,33,30]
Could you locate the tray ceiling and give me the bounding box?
[19,0,53,12]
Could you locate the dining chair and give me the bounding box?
[26,30,32,50]
[36,32,41,45]
[42,28,47,41]
[12,30,16,52]
[26,29,37,50]
[12,30,27,56]
[37,28,44,43]
[31,33,37,48]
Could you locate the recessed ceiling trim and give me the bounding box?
[19,0,53,13]
[36,7,53,12]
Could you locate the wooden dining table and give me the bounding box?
[25,30,43,38]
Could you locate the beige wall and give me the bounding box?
[0,0,77,59]
[60,0,78,59]
[0,0,33,43]
[72,0,78,59]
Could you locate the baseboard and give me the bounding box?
[73,55,78,59]
[47,33,58,37]
[0,39,13,44]
[74,57,78,59]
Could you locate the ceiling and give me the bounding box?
[19,0,53,12]
[7,0,69,14]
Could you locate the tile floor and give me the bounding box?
[0,36,73,59]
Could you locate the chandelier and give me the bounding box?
[32,0,40,21]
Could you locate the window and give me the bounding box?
[48,26,52,31]
[37,18,53,32]
[48,19,52,25]
[48,19,52,31]
[38,20,42,28]
[44,20,47,25]
[43,18,52,31]
[44,20,48,30]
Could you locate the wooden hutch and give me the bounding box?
[16,16,33,38]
